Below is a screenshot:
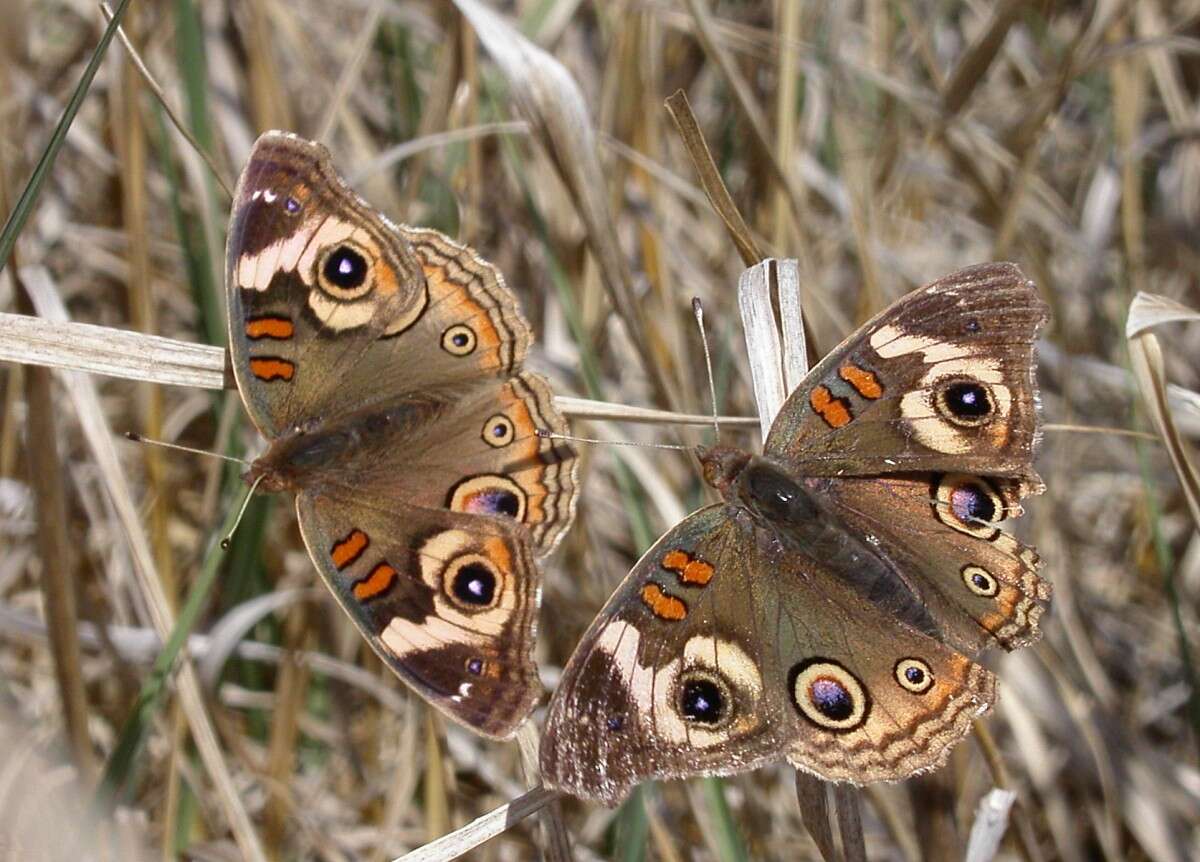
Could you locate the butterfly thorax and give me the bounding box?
[246,398,446,494]
[699,445,822,524]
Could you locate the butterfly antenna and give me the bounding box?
[536,428,689,452]
[124,431,249,467]
[220,474,266,550]
[692,297,720,443]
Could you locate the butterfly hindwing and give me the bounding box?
[296,493,541,738]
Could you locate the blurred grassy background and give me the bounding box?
[2,0,1200,859]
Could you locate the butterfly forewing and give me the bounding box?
[226,133,532,439]
[764,263,1048,491]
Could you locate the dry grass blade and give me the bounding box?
[681,0,804,242]
[964,789,1018,862]
[0,602,415,714]
[391,787,561,862]
[831,785,866,862]
[17,267,267,862]
[794,773,838,862]
[348,121,531,185]
[0,312,762,428]
[737,261,787,436]
[1,142,94,779]
[314,0,386,142]
[664,89,762,267]
[0,311,230,389]
[452,0,673,405]
[1127,293,1200,528]
[99,1,233,198]
[939,0,1027,117]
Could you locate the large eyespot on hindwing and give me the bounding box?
[674,670,734,729]
[316,240,375,301]
[447,475,526,521]
[442,554,502,612]
[933,377,996,427]
[894,658,935,694]
[932,473,1005,539]
[380,529,520,660]
[789,659,870,732]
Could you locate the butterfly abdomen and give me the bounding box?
[249,400,443,492]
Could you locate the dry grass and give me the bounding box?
[2,0,1200,859]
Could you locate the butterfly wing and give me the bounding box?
[226,133,579,736]
[330,370,577,557]
[817,473,1050,656]
[540,505,995,805]
[764,263,1048,491]
[226,132,531,439]
[296,493,542,739]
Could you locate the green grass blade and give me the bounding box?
[700,777,750,862]
[172,0,226,347]
[93,482,253,806]
[613,784,650,862]
[0,0,134,275]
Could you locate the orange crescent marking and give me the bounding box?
[352,562,397,601]
[330,529,369,570]
[680,559,715,585]
[483,537,513,573]
[838,364,883,399]
[245,317,295,340]
[249,357,295,381]
[640,583,688,621]
[810,385,852,428]
[661,549,690,571]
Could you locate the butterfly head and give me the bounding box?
[696,445,752,496]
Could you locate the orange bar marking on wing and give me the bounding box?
[810,385,852,428]
[245,317,295,340]
[330,529,369,570]
[249,357,295,381]
[838,364,883,399]
[661,549,690,571]
[680,559,715,585]
[640,583,687,621]
[352,562,397,601]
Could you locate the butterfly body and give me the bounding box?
[542,264,1050,803]
[226,132,578,738]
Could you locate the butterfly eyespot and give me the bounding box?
[676,672,731,727]
[964,318,981,333]
[284,196,302,214]
[894,658,935,694]
[933,474,1004,539]
[934,379,995,427]
[315,241,375,300]
[789,659,870,732]
[962,565,999,597]
[482,414,515,448]
[606,715,625,732]
[444,555,500,610]
[448,475,526,521]
[465,657,485,676]
[442,324,477,356]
